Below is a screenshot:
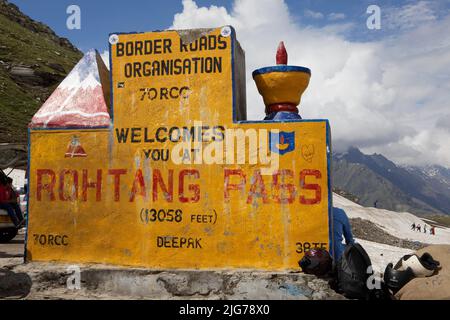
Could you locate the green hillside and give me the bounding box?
[0,0,82,143]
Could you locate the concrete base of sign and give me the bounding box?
[1,259,345,300]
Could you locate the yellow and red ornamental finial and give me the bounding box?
[276,41,288,65]
[252,40,311,119]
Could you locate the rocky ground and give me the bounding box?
[1,260,346,300]
[350,218,427,250]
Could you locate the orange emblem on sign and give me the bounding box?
[65,136,87,158]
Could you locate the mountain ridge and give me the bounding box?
[333,147,450,216]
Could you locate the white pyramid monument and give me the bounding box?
[30,49,111,128]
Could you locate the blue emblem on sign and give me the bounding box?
[269,131,295,155]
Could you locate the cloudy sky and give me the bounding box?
[11,0,450,167]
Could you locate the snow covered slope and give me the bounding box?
[356,239,413,274]
[333,193,450,274]
[333,193,450,244]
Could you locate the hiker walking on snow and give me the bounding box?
[416,224,421,232]
[411,222,416,230]
[430,226,435,235]
[424,225,427,234]
[331,207,355,261]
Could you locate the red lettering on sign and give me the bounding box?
[82,169,102,201]
[224,169,246,202]
[33,167,325,205]
[153,169,173,202]
[129,169,146,202]
[272,169,295,204]
[59,169,78,201]
[179,169,200,203]
[299,169,322,205]
[108,169,127,201]
[37,169,56,201]
[247,170,269,204]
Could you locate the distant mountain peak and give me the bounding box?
[333,147,450,216]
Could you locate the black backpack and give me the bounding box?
[335,243,374,300]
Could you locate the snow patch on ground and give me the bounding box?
[333,193,450,276]
[333,193,450,245]
[355,239,413,275]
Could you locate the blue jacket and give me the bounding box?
[331,207,355,261]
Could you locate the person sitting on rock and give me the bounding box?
[330,207,355,261]
[0,176,25,228]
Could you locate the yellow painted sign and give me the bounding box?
[111,27,239,127]
[27,27,333,270]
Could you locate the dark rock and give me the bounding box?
[47,63,65,73]
[0,269,32,299]
[9,65,63,87]
[59,38,79,52]
[34,70,63,86]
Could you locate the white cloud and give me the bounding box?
[328,12,346,21]
[304,9,324,19]
[384,1,436,30]
[172,0,236,29]
[170,0,450,168]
